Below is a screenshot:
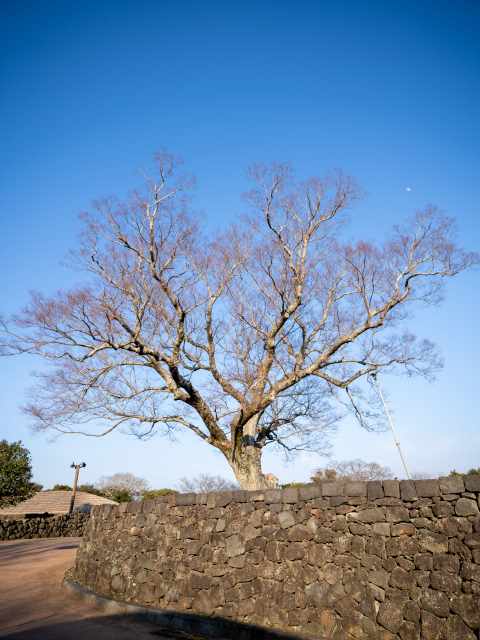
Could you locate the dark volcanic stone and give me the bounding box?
[377,599,403,633]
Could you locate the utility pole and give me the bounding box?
[371,372,412,480]
[69,462,86,514]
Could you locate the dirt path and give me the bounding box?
[0,538,180,639]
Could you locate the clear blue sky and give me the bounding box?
[1,0,479,490]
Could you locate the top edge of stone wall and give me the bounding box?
[91,475,480,517]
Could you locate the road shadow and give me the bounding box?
[0,538,81,566]
[0,612,190,640]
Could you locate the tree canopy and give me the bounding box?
[1,152,478,489]
[0,440,36,507]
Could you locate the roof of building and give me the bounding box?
[0,491,117,516]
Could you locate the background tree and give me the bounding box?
[177,474,240,493]
[77,483,105,496]
[311,458,395,484]
[48,482,105,495]
[0,440,36,507]
[141,488,179,499]
[450,468,480,477]
[95,472,149,501]
[1,152,478,490]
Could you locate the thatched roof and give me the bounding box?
[0,490,117,515]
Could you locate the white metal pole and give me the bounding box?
[371,373,412,480]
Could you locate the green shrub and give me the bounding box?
[0,440,35,507]
[141,488,179,500]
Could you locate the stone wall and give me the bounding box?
[0,513,89,540]
[73,477,480,639]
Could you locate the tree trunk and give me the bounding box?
[227,415,271,490]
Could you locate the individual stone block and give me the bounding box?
[432,501,454,517]
[369,568,390,589]
[372,523,391,537]
[421,610,445,640]
[176,493,196,506]
[430,570,462,593]
[366,583,385,602]
[278,511,295,529]
[400,480,417,501]
[366,537,385,557]
[322,483,343,496]
[442,615,476,640]
[127,501,143,514]
[464,533,480,550]
[415,553,433,570]
[285,541,306,561]
[239,577,263,599]
[265,541,285,562]
[439,476,465,495]
[451,593,480,629]
[358,508,385,523]
[344,482,367,497]
[361,553,383,570]
[421,588,451,617]
[281,487,298,504]
[386,507,410,523]
[215,491,233,507]
[192,590,214,615]
[216,519,226,533]
[418,530,449,554]
[415,479,440,497]
[268,503,282,513]
[195,493,208,504]
[249,509,262,528]
[240,503,253,516]
[398,620,420,640]
[247,490,265,502]
[464,475,480,493]
[386,536,419,557]
[298,484,323,500]
[403,601,420,623]
[383,480,400,498]
[460,562,480,582]
[344,577,365,602]
[225,534,245,558]
[264,489,283,504]
[456,498,479,516]
[391,523,415,536]
[377,599,403,633]
[305,580,329,606]
[288,524,313,541]
[206,493,216,508]
[367,481,384,501]
[358,595,379,620]
[232,490,246,503]
[323,563,343,584]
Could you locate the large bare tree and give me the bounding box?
[1,152,477,489]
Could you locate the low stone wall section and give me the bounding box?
[73,476,480,639]
[0,513,90,540]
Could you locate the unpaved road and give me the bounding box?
[0,538,183,639]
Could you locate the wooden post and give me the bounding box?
[69,462,85,514]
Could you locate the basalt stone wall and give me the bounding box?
[0,513,89,540]
[73,477,480,640]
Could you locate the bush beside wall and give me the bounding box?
[73,477,480,638]
[0,513,89,540]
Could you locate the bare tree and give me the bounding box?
[311,459,395,484]
[95,472,150,500]
[409,471,446,481]
[177,474,240,493]
[1,152,477,489]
